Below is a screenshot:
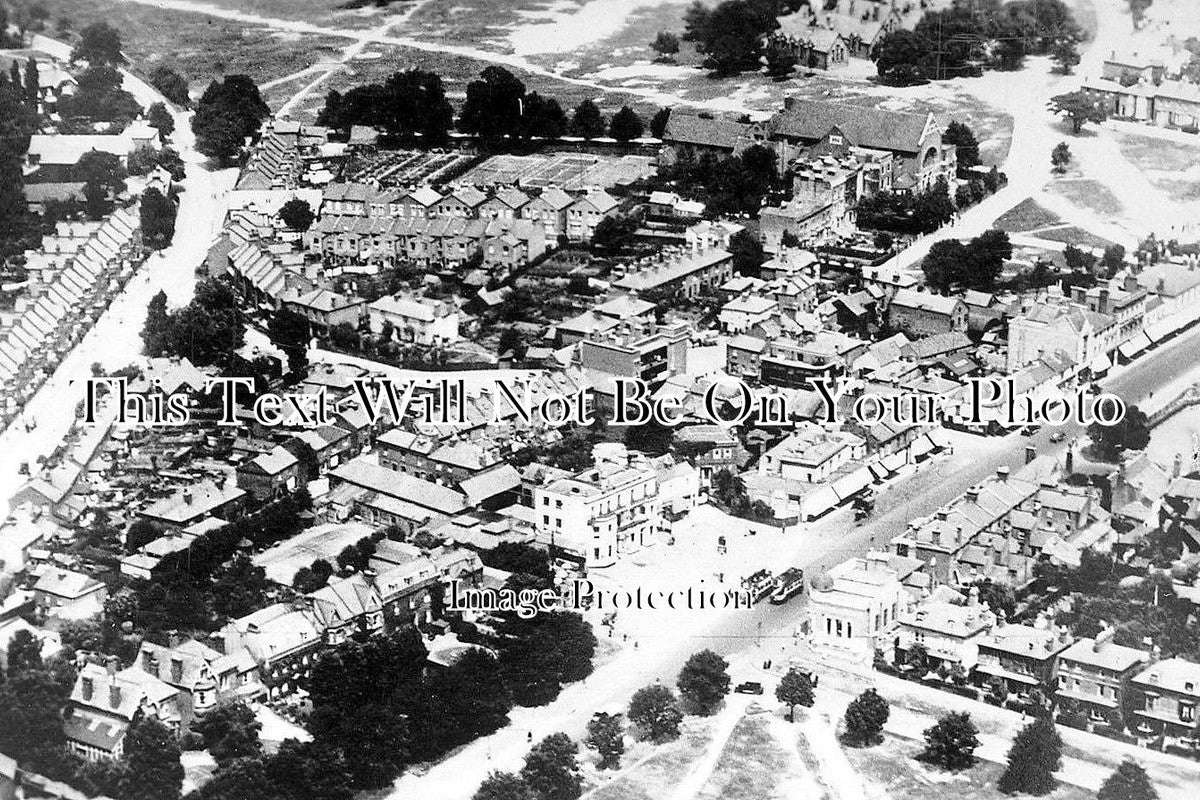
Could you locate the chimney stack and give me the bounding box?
[82,676,94,700]
[171,657,183,684]
[997,466,1010,482]
[109,684,122,708]
[106,655,119,675]
[1025,445,1036,464]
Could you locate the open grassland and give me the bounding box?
[846,736,1095,800]
[695,714,791,800]
[586,724,714,800]
[45,0,345,88]
[1113,130,1200,205]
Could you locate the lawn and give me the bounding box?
[1046,179,1126,217]
[587,725,714,800]
[1009,224,1117,251]
[407,0,588,51]
[1113,130,1200,205]
[845,736,1094,800]
[45,0,346,89]
[696,713,791,800]
[994,198,1065,233]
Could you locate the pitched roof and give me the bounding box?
[890,288,962,315]
[769,99,933,154]
[663,112,751,150]
[330,458,468,516]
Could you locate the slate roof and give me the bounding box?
[769,99,933,154]
[663,112,751,150]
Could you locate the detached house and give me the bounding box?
[64,660,179,762]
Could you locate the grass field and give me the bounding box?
[1114,130,1200,205]
[995,198,1065,233]
[1046,178,1126,217]
[696,714,791,800]
[587,724,715,800]
[846,736,1095,800]
[408,0,587,50]
[1025,225,1118,250]
[46,0,345,89]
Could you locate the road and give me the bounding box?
[0,65,237,513]
[385,311,1200,799]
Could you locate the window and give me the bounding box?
[1181,702,1196,722]
[543,515,550,524]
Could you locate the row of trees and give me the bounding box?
[319,66,661,148]
[0,55,38,258]
[873,0,1082,85]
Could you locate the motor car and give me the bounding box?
[734,681,764,695]
[1049,431,1066,443]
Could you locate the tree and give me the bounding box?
[1049,91,1108,134]
[628,684,684,742]
[0,665,70,773]
[211,554,270,620]
[682,1,712,42]
[279,198,315,232]
[571,100,605,140]
[699,0,775,76]
[521,733,582,800]
[650,107,671,139]
[165,278,244,367]
[1051,141,1071,173]
[76,149,127,219]
[764,40,799,79]
[149,66,190,106]
[1101,243,1127,274]
[729,228,765,276]
[121,716,184,800]
[1064,244,1096,272]
[1088,404,1150,461]
[1098,759,1157,800]
[1052,40,1081,74]
[776,668,815,721]
[459,66,526,146]
[193,75,270,163]
[944,120,981,170]
[6,629,43,673]
[997,718,1062,795]
[191,756,278,800]
[843,688,889,746]
[873,231,894,251]
[652,31,681,61]
[872,29,932,85]
[193,701,262,764]
[261,739,352,800]
[677,649,730,715]
[585,712,625,769]
[522,92,567,139]
[920,712,980,771]
[73,21,124,64]
[148,102,175,138]
[141,187,178,250]
[608,106,644,142]
[126,517,163,553]
[474,772,534,800]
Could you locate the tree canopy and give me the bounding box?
[997,718,1062,795]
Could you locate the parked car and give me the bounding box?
[734,681,764,695]
[1049,431,1067,443]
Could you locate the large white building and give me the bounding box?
[807,552,912,658]
[531,444,661,567]
[368,295,459,345]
